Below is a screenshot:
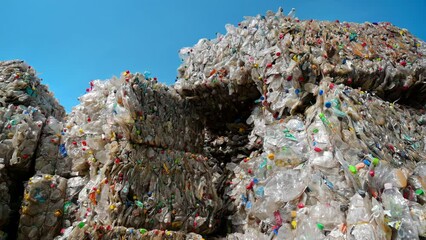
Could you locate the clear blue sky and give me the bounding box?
[1,0,425,112]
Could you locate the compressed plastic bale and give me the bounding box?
[225,79,426,238]
[0,60,65,175]
[17,174,67,240]
[34,116,64,174]
[59,72,224,237]
[0,104,45,171]
[0,60,65,119]
[54,225,203,240]
[0,61,66,239]
[176,10,426,111]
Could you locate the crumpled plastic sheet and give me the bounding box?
[56,72,225,238]
[17,174,67,240]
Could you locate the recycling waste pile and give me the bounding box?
[175,7,426,239]
[0,60,65,239]
[1,7,426,240]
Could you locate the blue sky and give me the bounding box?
[1,0,425,112]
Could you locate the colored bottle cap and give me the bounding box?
[317,223,324,230]
[415,189,424,195]
[319,89,324,96]
[325,101,332,108]
[54,210,62,217]
[135,200,143,208]
[291,220,297,229]
[369,170,375,177]
[363,159,371,166]
[78,221,85,228]
[312,128,319,133]
[355,162,365,170]
[372,157,379,166]
[268,153,275,160]
[348,165,357,174]
[139,228,147,234]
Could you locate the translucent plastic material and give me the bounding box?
[381,183,419,239]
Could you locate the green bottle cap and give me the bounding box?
[135,200,144,208]
[139,228,147,234]
[348,165,357,174]
[372,157,379,166]
[415,189,424,195]
[317,223,324,230]
[78,221,85,229]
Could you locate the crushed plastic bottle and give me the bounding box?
[381,183,419,239]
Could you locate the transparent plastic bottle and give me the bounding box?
[381,183,419,240]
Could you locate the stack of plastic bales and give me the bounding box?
[0,60,65,239]
[56,72,222,239]
[175,8,426,240]
[2,6,426,240]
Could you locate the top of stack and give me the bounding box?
[0,60,65,119]
[176,9,426,107]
